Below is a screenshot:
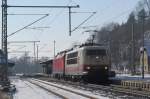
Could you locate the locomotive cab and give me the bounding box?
[54,44,110,84]
[82,47,110,83]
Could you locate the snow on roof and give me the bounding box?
[40,60,53,64]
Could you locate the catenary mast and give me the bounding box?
[1,0,79,82]
[1,0,8,81]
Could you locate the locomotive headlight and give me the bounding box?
[105,66,108,70]
[86,66,91,70]
[96,56,99,59]
[83,71,88,74]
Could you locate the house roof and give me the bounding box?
[40,59,53,65]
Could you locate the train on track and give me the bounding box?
[52,43,111,83]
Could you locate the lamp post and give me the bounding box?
[140,47,144,79]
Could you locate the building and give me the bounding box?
[40,60,53,75]
[140,45,150,74]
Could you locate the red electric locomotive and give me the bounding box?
[52,51,66,79]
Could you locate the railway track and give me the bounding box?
[28,81,66,99]
[29,79,104,99]
[23,81,62,99]
[37,77,150,99]
[12,79,62,99]
[82,83,150,98]
[110,85,150,98]
[75,83,150,98]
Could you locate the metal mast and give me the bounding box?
[1,1,79,81]
[2,0,8,81]
[8,41,40,62]
[131,23,135,75]
[7,5,79,36]
[142,15,145,79]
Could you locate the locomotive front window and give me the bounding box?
[67,58,77,64]
[86,49,106,56]
[67,52,78,64]
[67,52,78,59]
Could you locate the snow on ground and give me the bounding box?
[32,79,110,99]
[111,74,150,81]
[11,78,62,99]
[31,80,90,99]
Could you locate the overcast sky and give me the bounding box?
[0,0,141,59]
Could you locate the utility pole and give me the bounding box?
[7,5,79,36]
[109,30,112,71]
[8,41,40,62]
[54,40,56,58]
[69,7,72,36]
[33,42,36,61]
[2,0,8,82]
[131,23,135,75]
[1,1,79,83]
[36,45,39,62]
[142,15,145,79]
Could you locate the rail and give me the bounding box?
[30,79,100,99]
[37,77,150,98]
[28,81,67,99]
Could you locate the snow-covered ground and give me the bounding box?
[11,78,109,99]
[10,77,138,99]
[11,78,62,99]
[111,74,150,81]
[31,79,109,99]
[31,79,139,99]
